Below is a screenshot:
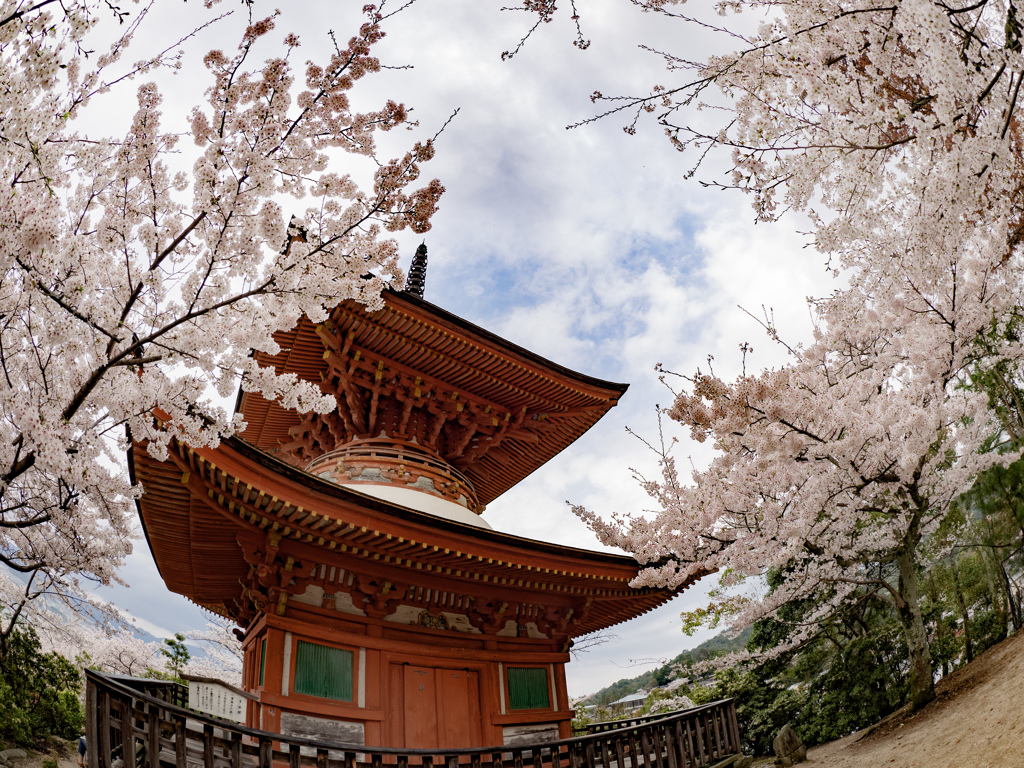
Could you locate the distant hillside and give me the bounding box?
[582,627,752,705]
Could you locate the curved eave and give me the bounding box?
[221,435,647,568]
[132,435,704,636]
[235,291,628,506]
[383,290,630,394]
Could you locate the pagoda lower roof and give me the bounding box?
[131,435,702,638]
[235,291,628,507]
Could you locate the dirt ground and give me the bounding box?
[9,632,1024,768]
[804,628,1024,768]
[9,736,80,768]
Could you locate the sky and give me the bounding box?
[87,0,836,698]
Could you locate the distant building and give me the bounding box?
[609,692,648,712]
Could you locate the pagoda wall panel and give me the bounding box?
[280,711,365,747]
[243,611,572,749]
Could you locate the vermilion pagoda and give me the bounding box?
[132,261,701,749]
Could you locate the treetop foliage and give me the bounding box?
[581,627,751,706]
[0,622,83,746]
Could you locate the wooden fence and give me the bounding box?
[579,707,733,739]
[85,669,741,768]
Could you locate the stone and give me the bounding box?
[0,750,27,762]
[773,724,806,766]
[735,756,754,768]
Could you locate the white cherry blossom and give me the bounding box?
[0,0,442,643]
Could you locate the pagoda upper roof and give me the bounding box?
[235,290,628,508]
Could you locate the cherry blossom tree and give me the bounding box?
[0,0,442,643]
[579,273,1018,708]
[541,0,1024,709]
[77,626,169,678]
[184,616,243,684]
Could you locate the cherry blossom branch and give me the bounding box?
[0,0,59,28]
[17,266,123,343]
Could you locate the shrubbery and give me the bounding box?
[0,624,83,745]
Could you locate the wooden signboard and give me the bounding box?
[182,675,255,724]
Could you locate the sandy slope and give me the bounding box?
[805,629,1024,768]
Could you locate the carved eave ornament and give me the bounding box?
[235,291,628,508]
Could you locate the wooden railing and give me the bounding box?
[97,673,189,709]
[580,706,732,737]
[85,669,741,768]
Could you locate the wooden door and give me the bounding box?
[400,665,482,749]
[437,668,481,748]
[403,666,438,749]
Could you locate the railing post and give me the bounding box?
[116,698,133,767]
[712,707,725,758]
[86,674,99,768]
[640,730,654,768]
[633,730,647,768]
[583,739,596,768]
[570,743,583,768]
[702,711,714,761]
[259,735,273,768]
[146,704,160,768]
[204,723,216,767]
[728,701,740,756]
[173,716,187,768]
[708,709,720,762]
[232,731,245,767]
[610,734,625,768]
[671,721,687,768]
[695,715,708,767]
[127,699,140,765]
[98,690,112,768]
[663,724,678,768]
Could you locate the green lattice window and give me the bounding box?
[507,667,550,710]
[293,640,354,702]
[258,638,266,687]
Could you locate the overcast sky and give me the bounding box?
[88,0,835,698]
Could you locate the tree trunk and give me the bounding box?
[985,548,1009,641]
[950,555,973,664]
[1008,575,1023,633]
[926,571,950,677]
[896,551,935,709]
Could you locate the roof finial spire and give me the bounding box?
[407,242,428,299]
